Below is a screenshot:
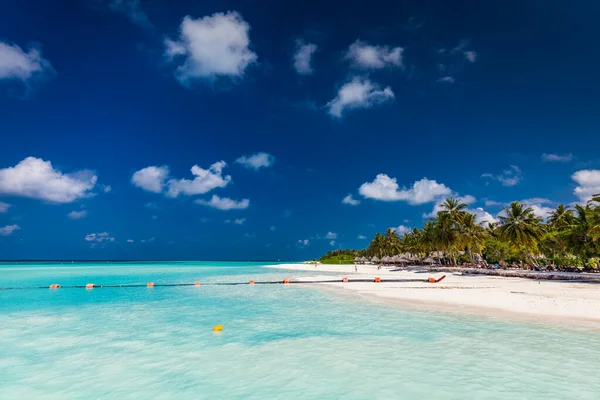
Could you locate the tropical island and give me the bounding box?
[319,196,600,271]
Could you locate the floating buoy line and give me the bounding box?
[0,276,446,291]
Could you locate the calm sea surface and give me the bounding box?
[1,261,599,399]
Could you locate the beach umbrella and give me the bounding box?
[392,255,402,264]
[423,257,435,264]
[371,256,380,263]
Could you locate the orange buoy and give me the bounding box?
[342,277,349,283]
[283,279,290,285]
[249,280,255,285]
[428,277,436,283]
[147,282,155,287]
[212,324,223,332]
[49,284,60,289]
[428,275,446,283]
[374,277,381,283]
[194,281,201,286]
[85,283,94,289]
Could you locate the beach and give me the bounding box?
[267,263,600,326]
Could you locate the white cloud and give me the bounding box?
[572,170,600,202]
[234,218,246,225]
[235,152,274,170]
[326,77,394,118]
[464,51,477,63]
[164,11,257,84]
[520,198,554,219]
[127,239,134,243]
[244,232,256,238]
[345,40,403,69]
[84,232,115,243]
[326,231,337,239]
[195,194,249,210]
[107,0,152,28]
[359,175,452,205]
[329,240,336,246]
[102,185,112,193]
[470,207,498,226]
[0,224,20,236]
[293,40,317,75]
[67,210,88,220]
[131,166,169,193]
[357,235,367,239]
[297,239,309,246]
[140,237,155,243]
[484,199,506,207]
[542,153,573,162]
[342,194,360,205]
[0,157,97,204]
[393,225,410,236]
[145,202,159,209]
[436,76,455,84]
[0,201,11,213]
[481,165,522,187]
[0,41,54,83]
[166,161,231,197]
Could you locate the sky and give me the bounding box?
[1,0,599,260]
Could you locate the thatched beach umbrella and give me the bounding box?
[371,256,380,263]
[423,257,435,264]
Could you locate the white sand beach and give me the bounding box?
[268,263,600,326]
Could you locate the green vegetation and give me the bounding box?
[320,195,600,271]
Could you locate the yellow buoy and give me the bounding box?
[212,324,223,332]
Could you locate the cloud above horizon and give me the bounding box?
[0,157,98,204]
[482,165,522,187]
[293,40,317,75]
[327,77,394,118]
[359,175,452,205]
[0,202,11,213]
[542,153,573,162]
[195,194,249,210]
[572,169,600,202]
[235,152,274,170]
[164,11,257,84]
[0,224,20,236]
[0,41,55,88]
[342,194,360,205]
[67,210,88,220]
[132,161,231,198]
[84,232,115,243]
[345,40,403,69]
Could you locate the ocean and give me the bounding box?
[1,261,599,399]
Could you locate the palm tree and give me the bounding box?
[385,228,401,255]
[497,201,545,267]
[460,213,488,264]
[564,204,600,268]
[548,204,574,230]
[437,197,469,265]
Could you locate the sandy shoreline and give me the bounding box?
[267,263,600,327]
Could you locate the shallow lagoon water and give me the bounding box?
[1,262,600,399]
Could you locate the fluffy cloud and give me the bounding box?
[67,210,88,220]
[84,232,115,243]
[235,152,274,170]
[358,235,367,239]
[0,157,97,204]
[542,153,573,162]
[329,240,336,246]
[164,12,257,84]
[293,40,317,75]
[234,218,246,225]
[297,239,309,246]
[572,170,600,202]
[0,41,54,84]
[326,231,337,239]
[327,77,394,118]
[464,51,477,63]
[359,174,452,205]
[195,194,249,210]
[107,0,152,28]
[436,76,455,84]
[393,225,410,236]
[131,166,169,193]
[127,239,134,243]
[0,202,11,213]
[470,207,498,226]
[482,165,522,187]
[0,224,20,236]
[167,162,231,197]
[345,40,403,69]
[342,194,360,205]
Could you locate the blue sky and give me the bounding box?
[1,0,599,260]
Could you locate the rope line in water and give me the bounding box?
[0,277,447,291]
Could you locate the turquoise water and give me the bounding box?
[1,262,600,399]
